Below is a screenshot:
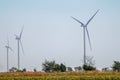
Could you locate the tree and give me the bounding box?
[34,68,37,72]
[53,64,60,72]
[16,69,25,72]
[42,60,55,72]
[22,68,26,72]
[83,65,96,71]
[60,63,66,72]
[9,67,26,72]
[9,67,17,72]
[42,60,66,72]
[112,61,120,72]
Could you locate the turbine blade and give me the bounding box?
[71,16,84,26]
[9,47,14,52]
[86,9,99,26]
[20,40,25,54]
[85,27,92,50]
[20,26,24,39]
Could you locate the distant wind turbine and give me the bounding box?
[71,10,99,65]
[15,26,24,70]
[5,38,13,72]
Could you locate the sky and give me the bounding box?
[0,0,120,72]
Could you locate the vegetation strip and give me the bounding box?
[0,72,120,80]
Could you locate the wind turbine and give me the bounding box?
[5,38,13,72]
[71,10,99,65]
[15,27,24,70]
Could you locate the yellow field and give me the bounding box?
[0,71,120,80]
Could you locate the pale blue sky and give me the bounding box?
[0,0,120,72]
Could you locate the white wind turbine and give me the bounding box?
[5,38,13,72]
[15,27,24,70]
[71,10,99,65]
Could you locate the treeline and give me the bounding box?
[8,60,120,72]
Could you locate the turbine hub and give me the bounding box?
[16,37,20,40]
[5,46,9,48]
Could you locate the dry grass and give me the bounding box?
[0,71,120,80]
[0,71,120,76]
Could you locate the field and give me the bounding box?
[0,71,120,80]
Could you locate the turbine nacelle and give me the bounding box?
[5,45,13,52]
[81,24,84,27]
[16,37,20,40]
[82,25,87,28]
[15,35,20,40]
[5,46,9,48]
[15,26,24,41]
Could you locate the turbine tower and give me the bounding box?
[5,38,13,72]
[71,10,99,65]
[15,27,24,70]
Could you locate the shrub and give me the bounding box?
[83,65,96,71]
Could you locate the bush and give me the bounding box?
[42,60,66,72]
[83,65,96,71]
[60,63,66,72]
[112,61,120,72]
[67,67,73,71]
